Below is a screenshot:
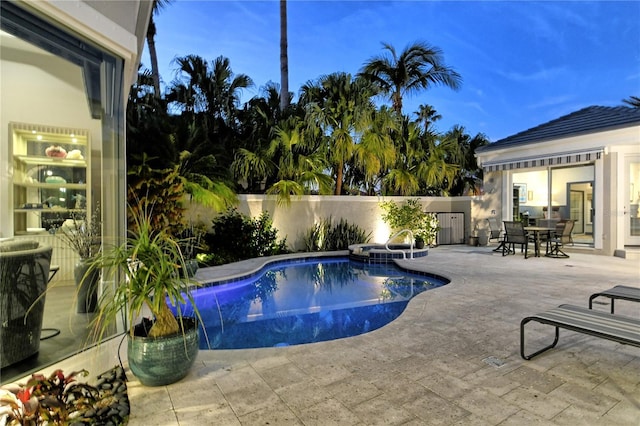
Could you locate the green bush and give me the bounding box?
[203,208,288,265]
[303,217,371,251]
[380,199,439,245]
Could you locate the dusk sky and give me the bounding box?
[148,1,640,142]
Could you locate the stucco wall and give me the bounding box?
[186,195,480,251]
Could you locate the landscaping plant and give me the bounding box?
[0,368,129,425]
[303,217,371,251]
[203,208,288,265]
[380,198,439,246]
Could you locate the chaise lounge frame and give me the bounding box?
[520,304,640,360]
[588,285,640,314]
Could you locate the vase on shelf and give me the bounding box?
[74,259,98,313]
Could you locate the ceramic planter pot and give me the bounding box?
[74,259,99,313]
[127,317,199,386]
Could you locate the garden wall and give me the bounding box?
[186,195,485,251]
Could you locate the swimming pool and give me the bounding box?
[179,257,448,349]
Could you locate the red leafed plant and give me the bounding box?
[0,369,102,425]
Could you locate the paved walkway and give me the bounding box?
[122,244,640,425]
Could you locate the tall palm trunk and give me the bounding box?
[147,16,161,97]
[279,0,289,110]
[335,161,344,195]
[147,0,173,98]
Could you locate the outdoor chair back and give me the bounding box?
[486,217,502,242]
[554,220,575,245]
[502,221,530,258]
[0,242,52,368]
[546,220,574,258]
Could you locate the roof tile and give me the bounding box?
[479,105,640,151]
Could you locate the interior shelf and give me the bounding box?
[14,155,87,167]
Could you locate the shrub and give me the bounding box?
[380,199,439,246]
[303,217,371,251]
[203,208,288,265]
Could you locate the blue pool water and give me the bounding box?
[178,257,447,349]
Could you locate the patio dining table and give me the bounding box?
[524,226,556,257]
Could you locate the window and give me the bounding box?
[1,1,126,378]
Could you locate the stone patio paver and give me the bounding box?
[121,245,639,424]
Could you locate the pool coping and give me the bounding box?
[193,250,449,288]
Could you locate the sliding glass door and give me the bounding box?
[626,155,640,245]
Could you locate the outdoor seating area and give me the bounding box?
[495,219,576,259]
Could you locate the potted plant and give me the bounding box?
[87,201,205,386]
[56,206,101,313]
[380,199,439,248]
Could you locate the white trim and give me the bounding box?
[17,0,151,89]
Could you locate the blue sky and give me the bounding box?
[149,1,640,142]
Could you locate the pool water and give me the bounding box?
[179,258,447,349]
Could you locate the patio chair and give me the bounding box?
[486,217,501,240]
[545,220,574,258]
[1,242,52,368]
[487,218,507,252]
[502,221,530,258]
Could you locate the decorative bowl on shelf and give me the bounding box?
[45,145,67,158]
[66,149,84,160]
[45,176,66,184]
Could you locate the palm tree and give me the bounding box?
[623,96,640,108]
[350,106,398,194]
[168,55,253,120]
[359,41,462,114]
[414,104,442,132]
[126,69,237,217]
[280,0,289,111]
[264,120,333,205]
[438,125,488,195]
[167,54,253,174]
[147,0,172,97]
[300,72,375,195]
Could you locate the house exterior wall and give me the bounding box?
[477,124,640,256]
[19,0,152,91]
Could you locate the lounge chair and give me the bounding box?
[502,221,530,258]
[520,304,640,360]
[589,285,640,314]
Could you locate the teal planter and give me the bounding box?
[127,317,199,386]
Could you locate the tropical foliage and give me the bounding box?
[380,199,440,245]
[130,36,489,205]
[202,208,289,265]
[302,217,371,251]
[359,41,462,114]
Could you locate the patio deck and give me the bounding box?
[16,244,640,425]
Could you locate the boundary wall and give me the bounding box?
[187,195,486,251]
